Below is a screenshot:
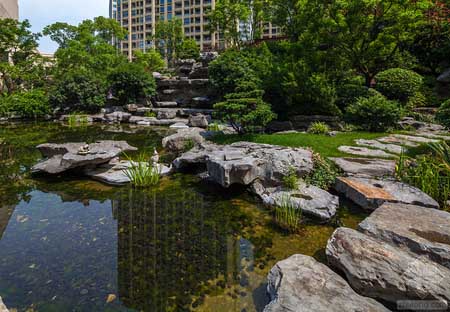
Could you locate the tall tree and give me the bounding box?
[154,18,184,65]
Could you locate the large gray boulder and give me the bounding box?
[264,254,389,312]
[358,202,450,270]
[334,176,439,210]
[162,128,205,153]
[174,142,314,188]
[437,68,450,83]
[253,181,339,221]
[326,228,450,307]
[0,297,8,312]
[330,157,396,178]
[188,114,209,128]
[32,141,137,174]
[105,111,132,123]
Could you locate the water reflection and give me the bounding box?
[114,189,255,311]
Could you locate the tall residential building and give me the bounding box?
[110,0,217,60]
[0,0,18,19]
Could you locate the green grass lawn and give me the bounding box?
[210,132,388,158]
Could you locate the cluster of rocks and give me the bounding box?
[31,141,170,185]
[265,201,450,311]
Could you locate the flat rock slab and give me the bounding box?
[334,177,439,210]
[355,139,403,154]
[377,136,419,147]
[33,141,137,174]
[358,202,450,269]
[330,157,396,178]
[264,254,389,312]
[326,227,450,306]
[392,134,440,144]
[415,132,450,141]
[84,161,171,185]
[254,181,339,221]
[338,146,395,158]
[174,142,314,188]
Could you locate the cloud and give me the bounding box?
[20,0,109,53]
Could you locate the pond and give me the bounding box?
[0,122,368,312]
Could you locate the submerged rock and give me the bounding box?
[174,142,314,188]
[358,202,450,269]
[326,227,450,306]
[329,157,396,178]
[253,181,339,221]
[334,176,439,210]
[264,254,389,312]
[32,141,137,174]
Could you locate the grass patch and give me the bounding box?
[210,132,387,158]
[274,195,302,233]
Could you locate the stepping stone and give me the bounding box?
[338,146,395,158]
[326,228,450,307]
[392,134,439,144]
[377,136,419,147]
[334,176,439,210]
[415,132,450,141]
[359,202,450,269]
[264,254,390,312]
[155,101,178,108]
[355,139,403,154]
[329,157,396,178]
[169,122,189,129]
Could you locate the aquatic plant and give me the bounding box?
[274,195,302,233]
[207,122,221,132]
[124,153,161,188]
[67,113,89,127]
[396,144,450,208]
[282,167,299,190]
[307,122,330,135]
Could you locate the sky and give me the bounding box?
[20,0,109,53]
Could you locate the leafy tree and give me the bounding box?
[134,50,165,72]
[0,89,49,118]
[108,63,156,105]
[324,0,431,86]
[177,39,200,60]
[0,19,49,95]
[209,0,251,48]
[154,18,184,65]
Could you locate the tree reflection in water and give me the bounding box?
[114,188,254,311]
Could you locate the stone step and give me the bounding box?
[338,146,396,158]
[392,134,440,144]
[334,176,439,210]
[329,157,396,178]
[355,139,403,154]
[377,136,420,147]
[326,228,450,308]
[155,101,178,108]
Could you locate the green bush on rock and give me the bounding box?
[436,99,450,128]
[345,94,403,132]
[308,122,330,135]
[374,68,423,104]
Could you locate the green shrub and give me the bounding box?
[305,153,339,190]
[307,122,330,135]
[124,153,160,188]
[345,94,403,132]
[283,167,299,189]
[134,50,165,72]
[335,84,381,110]
[145,111,157,118]
[177,38,200,60]
[108,62,156,105]
[374,68,423,104]
[0,89,50,118]
[50,71,107,113]
[436,99,450,128]
[406,92,427,108]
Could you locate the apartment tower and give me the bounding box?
[0,0,18,19]
[110,0,217,60]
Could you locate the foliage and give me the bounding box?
[154,18,184,65]
[307,122,330,135]
[374,68,424,104]
[396,142,450,208]
[208,0,251,48]
[144,111,157,118]
[67,113,89,127]
[49,70,107,113]
[0,19,50,95]
[124,153,161,188]
[108,63,156,105]
[176,39,200,60]
[345,94,403,132]
[134,50,165,73]
[283,167,299,190]
[335,84,381,111]
[305,153,339,190]
[436,99,450,128]
[213,82,276,134]
[0,89,49,118]
[274,195,302,233]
